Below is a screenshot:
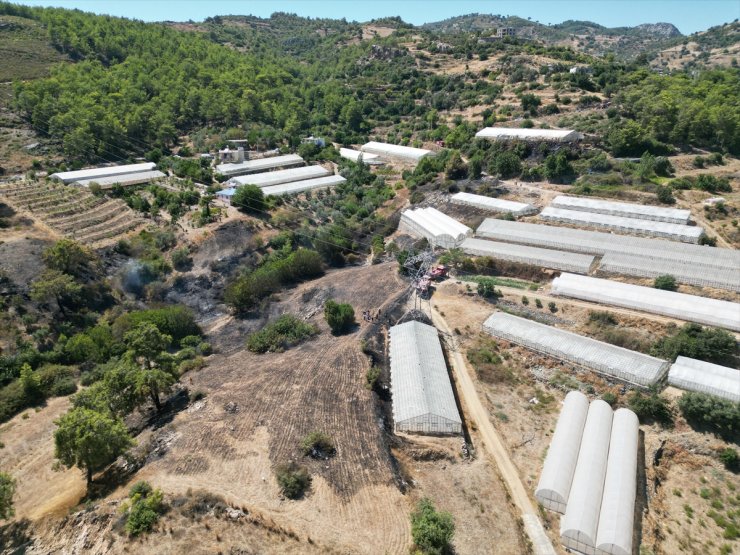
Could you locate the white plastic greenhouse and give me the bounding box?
[51,162,157,184]
[475,219,739,275]
[400,207,472,248]
[74,170,166,189]
[668,357,740,403]
[551,273,740,331]
[389,321,462,434]
[595,408,639,555]
[560,400,614,555]
[475,127,582,142]
[551,195,691,224]
[361,141,433,162]
[216,154,304,177]
[539,207,704,243]
[482,312,669,386]
[339,148,383,165]
[451,192,537,215]
[535,391,590,513]
[461,238,595,274]
[228,165,330,187]
[599,253,740,292]
[261,174,346,196]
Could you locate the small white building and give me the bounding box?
[218,146,245,164]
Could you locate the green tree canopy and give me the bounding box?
[30,269,83,315]
[0,472,15,520]
[410,498,455,555]
[324,299,355,335]
[42,239,97,278]
[124,322,172,369]
[231,184,266,214]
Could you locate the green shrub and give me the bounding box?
[548,301,557,313]
[170,247,191,271]
[678,392,739,441]
[125,487,164,536]
[654,275,677,291]
[366,366,381,390]
[476,278,502,299]
[324,300,355,335]
[129,480,153,498]
[628,391,673,426]
[602,392,617,406]
[535,298,542,309]
[651,323,737,364]
[275,463,311,499]
[113,306,200,346]
[588,311,618,326]
[410,498,455,555]
[300,431,336,458]
[246,315,318,353]
[719,448,738,472]
[231,184,266,214]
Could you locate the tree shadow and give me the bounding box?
[0,517,34,554]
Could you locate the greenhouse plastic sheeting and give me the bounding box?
[475,127,581,142]
[216,154,304,177]
[51,162,157,184]
[551,273,740,331]
[228,164,329,187]
[400,207,472,249]
[389,321,462,434]
[262,175,346,196]
[560,400,613,555]
[668,356,740,403]
[75,170,166,188]
[451,192,537,215]
[361,141,432,161]
[461,238,595,274]
[595,409,639,555]
[475,219,740,274]
[551,195,691,224]
[539,207,703,243]
[535,391,589,513]
[482,312,669,386]
[338,148,382,163]
[599,252,740,292]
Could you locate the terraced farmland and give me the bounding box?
[0,181,149,247]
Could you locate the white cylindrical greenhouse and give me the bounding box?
[551,195,691,224]
[668,357,740,403]
[450,192,537,216]
[560,400,614,555]
[361,141,432,162]
[400,207,472,249]
[461,238,595,274]
[539,207,703,244]
[535,391,590,513]
[262,174,346,196]
[596,408,639,555]
[482,312,669,387]
[551,273,740,332]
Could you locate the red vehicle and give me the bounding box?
[429,265,448,280]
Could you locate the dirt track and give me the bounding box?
[430,304,557,555]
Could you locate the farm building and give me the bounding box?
[450,192,537,216]
[339,148,384,165]
[74,170,166,189]
[460,238,595,274]
[550,195,691,224]
[599,252,740,292]
[360,141,432,162]
[400,207,472,248]
[539,207,704,243]
[261,175,347,196]
[668,357,740,403]
[535,391,590,513]
[50,162,157,184]
[227,165,330,188]
[388,321,462,434]
[215,154,304,177]
[215,187,237,203]
[475,219,740,290]
[475,127,582,143]
[482,312,669,387]
[551,273,740,331]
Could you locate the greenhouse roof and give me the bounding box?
[551,273,740,331]
[475,127,581,142]
[339,148,382,164]
[74,170,165,188]
[668,356,740,403]
[451,192,536,215]
[51,162,157,184]
[262,174,346,196]
[539,206,704,243]
[461,238,595,274]
[361,141,433,161]
[216,154,304,177]
[228,164,330,187]
[483,312,669,386]
[401,207,472,248]
[389,321,462,425]
[551,195,691,224]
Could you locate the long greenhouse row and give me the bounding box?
[216,153,304,177]
[599,252,740,292]
[539,207,704,243]
[483,312,669,387]
[461,238,595,274]
[668,357,740,403]
[400,207,472,248]
[551,273,740,331]
[551,195,691,224]
[451,192,537,216]
[228,164,330,187]
[261,174,346,196]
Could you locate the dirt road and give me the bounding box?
[429,305,557,555]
